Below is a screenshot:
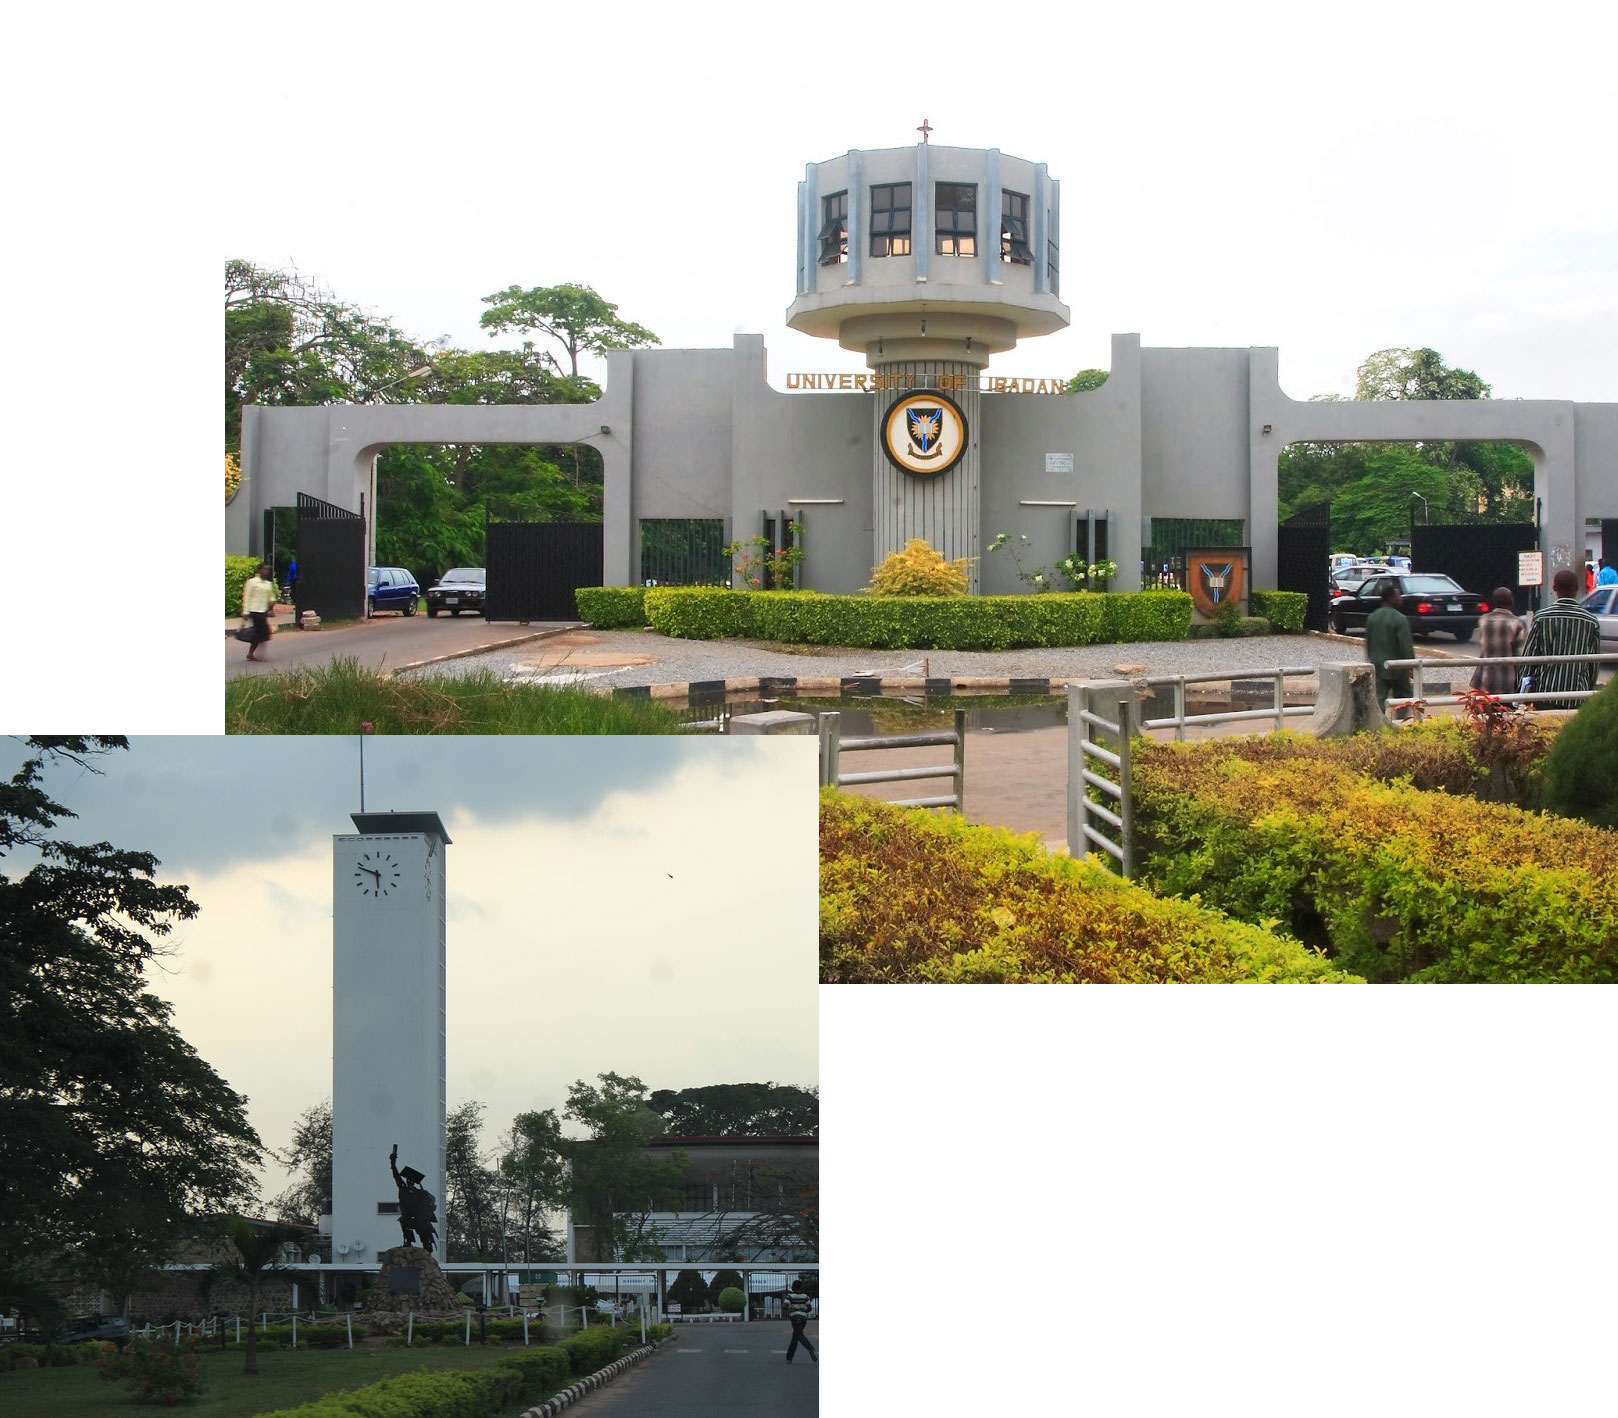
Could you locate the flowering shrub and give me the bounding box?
[723,533,805,590]
[867,539,971,596]
[98,1337,204,1405]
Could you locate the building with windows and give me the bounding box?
[566,1134,817,1269]
[232,139,1617,609]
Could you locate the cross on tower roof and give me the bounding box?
[917,118,932,143]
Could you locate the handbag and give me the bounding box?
[235,619,255,643]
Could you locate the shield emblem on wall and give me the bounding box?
[1185,547,1250,620]
[906,406,943,457]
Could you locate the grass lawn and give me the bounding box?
[225,659,684,734]
[2,1343,562,1418]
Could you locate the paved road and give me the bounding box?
[569,1324,817,1416]
[224,610,577,680]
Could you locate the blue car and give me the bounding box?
[366,566,420,617]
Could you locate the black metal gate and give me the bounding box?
[1411,522,1539,611]
[1277,502,1331,631]
[485,522,604,621]
[295,493,365,623]
[1602,520,1618,575]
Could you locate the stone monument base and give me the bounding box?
[363,1245,465,1321]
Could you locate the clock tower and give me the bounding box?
[331,810,451,1265]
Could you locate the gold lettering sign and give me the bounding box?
[788,372,1069,393]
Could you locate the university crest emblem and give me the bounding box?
[882,390,968,477]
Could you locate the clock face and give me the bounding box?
[353,851,403,898]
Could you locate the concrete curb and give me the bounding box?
[384,625,582,677]
[519,1335,675,1418]
[612,675,1074,702]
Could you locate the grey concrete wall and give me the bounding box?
[1140,348,1252,520]
[1574,404,1618,558]
[733,336,872,593]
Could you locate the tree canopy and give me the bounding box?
[0,738,262,1304]
[479,283,659,379]
[1279,346,1534,551]
[648,1082,819,1137]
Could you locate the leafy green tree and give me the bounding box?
[715,1158,819,1261]
[667,1269,708,1312]
[270,1099,331,1226]
[445,1100,502,1262]
[1354,347,1489,402]
[1066,369,1109,393]
[479,283,659,379]
[561,1073,687,1263]
[0,739,262,1308]
[648,1083,818,1137]
[499,1112,569,1265]
[225,260,429,452]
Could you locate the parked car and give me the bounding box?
[426,567,486,617]
[18,1314,129,1347]
[1330,572,1490,640]
[1582,585,1618,644]
[1330,564,1394,599]
[366,566,420,617]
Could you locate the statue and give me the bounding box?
[388,1144,439,1253]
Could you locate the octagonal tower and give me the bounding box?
[788,142,1069,589]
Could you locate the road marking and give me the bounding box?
[724,1348,749,1353]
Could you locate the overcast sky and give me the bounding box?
[8,736,817,1199]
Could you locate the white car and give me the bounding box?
[1581,586,1618,644]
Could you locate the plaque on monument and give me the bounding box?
[388,1267,422,1294]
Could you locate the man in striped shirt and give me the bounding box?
[784,1280,816,1363]
[1521,568,1601,710]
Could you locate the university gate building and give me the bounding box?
[230,140,1618,619]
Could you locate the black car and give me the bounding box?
[1330,572,1490,641]
[426,567,486,617]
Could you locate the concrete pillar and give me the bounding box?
[729,711,816,735]
[1307,662,1386,736]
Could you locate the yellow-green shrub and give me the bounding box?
[226,555,260,618]
[867,539,971,596]
[1250,590,1308,632]
[819,791,1356,983]
[574,586,647,628]
[1132,740,1618,982]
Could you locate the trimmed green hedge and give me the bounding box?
[226,555,260,618]
[560,1323,630,1374]
[1250,590,1308,632]
[1132,737,1618,982]
[632,586,1191,649]
[820,791,1358,982]
[575,585,648,628]
[1541,677,1618,828]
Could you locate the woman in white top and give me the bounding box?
[240,562,279,661]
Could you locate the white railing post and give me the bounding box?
[345,1313,353,1349]
[952,709,966,810]
[1273,671,1285,731]
[1174,679,1187,741]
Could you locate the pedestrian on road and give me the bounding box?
[285,557,299,605]
[1469,587,1526,696]
[241,561,279,662]
[1365,582,1415,718]
[1599,558,1618,588]
[1521,568,1601,710]
[784,1280,816,1364]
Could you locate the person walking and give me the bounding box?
[784,1280,816,1364]
[1521,568,1601,710]
[1365,582,1416,718]
[240,561,279,662]
[1599,557,1618,588]
[1469,587,1527,696]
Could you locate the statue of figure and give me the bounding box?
[389,1144,439,1252]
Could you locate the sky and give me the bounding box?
[5,735,818,1200]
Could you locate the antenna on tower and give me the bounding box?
[359,721,373,811]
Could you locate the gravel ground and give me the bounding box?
[397,627,1472,692]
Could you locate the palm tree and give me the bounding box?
[209,1216,306,1375]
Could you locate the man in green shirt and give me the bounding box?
[784,1279,816,1364]
[1365,582,1415,717]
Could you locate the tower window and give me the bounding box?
[818,191,848,265]
[1001,190,1033,264]
[935,183,976,257]
[869,182,911,257]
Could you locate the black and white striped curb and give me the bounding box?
[519,1336,674,1417]
[612,674,1066,702]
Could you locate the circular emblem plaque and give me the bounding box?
[882,390,968,477]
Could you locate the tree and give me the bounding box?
[444,1100,502,1262]
[1354,347,1490,402]
[270,1100,331,1226]
[712,1157,819,1261]
[498,1112,568,1264]
[479,283,659,380]
[561,1073,686,1263]
[225,260,430,452]
[667,1269,709,1313]
[209,1216,306,1375]
[648,1083,819,1137]
[1066,369,1109,393]
[0,738,262,1307]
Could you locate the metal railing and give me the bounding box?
[1385,651,1618,710]
[1138,666,1318,738]
[817,709,966,811]
[1066,681,1137,877]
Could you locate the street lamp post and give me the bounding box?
[1410,491,1429,534]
